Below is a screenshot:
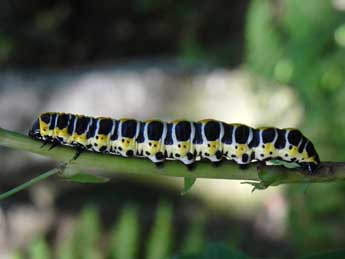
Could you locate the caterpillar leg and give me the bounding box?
[149,153,165,169]
[155,161,164,168]
[40,139,52,148]
[48,140,60,150]
[73,145,85,160]
[212,160,223,167]
[239,164,249,170]
[185,163,195,171]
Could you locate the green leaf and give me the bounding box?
[64,173,109,184]
[258,169,285,188]
[241,181,268,191]
[110,205,140,259]
[181,177,197,195]
[269,160,300,169]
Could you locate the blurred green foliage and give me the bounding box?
[14,202,208,259]
[246,0,345,255]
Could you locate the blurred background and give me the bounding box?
[1,0,345,258]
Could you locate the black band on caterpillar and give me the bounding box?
[28,112,321,173]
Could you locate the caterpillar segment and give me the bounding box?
[251,127,280,162]
[136,120,167,165]
[165,120,195,169]
[222,124,254,165]
[113,119,139,157]
[28,112,321,173]
[194,120,224,165]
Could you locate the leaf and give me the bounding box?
[181,177,197,195]
[257,169,285,188]
[241,181,268,192]
[64,173,109,184]
[269,159,300,168]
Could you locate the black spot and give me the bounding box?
[94,143,98,147]
[187,152,194,161]
[149,142,152,146]
[122,139,125,142]
[126,150,134,157]
[215,151,222,160]
[262,145,265,148]
[204,121,220,141]
[242,153,249,163]
[118,147,123,151]
[178,144,181,148]
[204,152,209,156]
[86,144,92,149]
[155,152,164,160]
[287,129,303,146]
[235,145,238,149]
[260,154,264,157]
[231,154,236,158]
[222,123,234,144]
[262,128,276,143]
[145,151,151,156]
[235,125,251,144]
[98,118,113,135]
[76,116,91,135]
[96,136,99,139]
[40,113,51,124]
[99,146,107,152]
[285,154,288,157]
[207,144,211,147]
[121,120,138,138]
[175,121,191,142]
[57,114,69,130]
[289,145,292,150]
[154,144,157,147]
[175,153,181,158]
[269,151,273,155]
[147,121,164,141]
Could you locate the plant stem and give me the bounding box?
[0,127,345,186]
[0,168,59,200]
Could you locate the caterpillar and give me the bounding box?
[28,112,321,173]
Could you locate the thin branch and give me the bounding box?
[0,127,344,187]
[0,167,59,200]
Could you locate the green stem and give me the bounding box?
[0,127,345,186]
[0,167,59,200]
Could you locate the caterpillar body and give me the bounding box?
[28,112,321,173]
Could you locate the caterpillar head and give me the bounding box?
[29,119,42,139]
